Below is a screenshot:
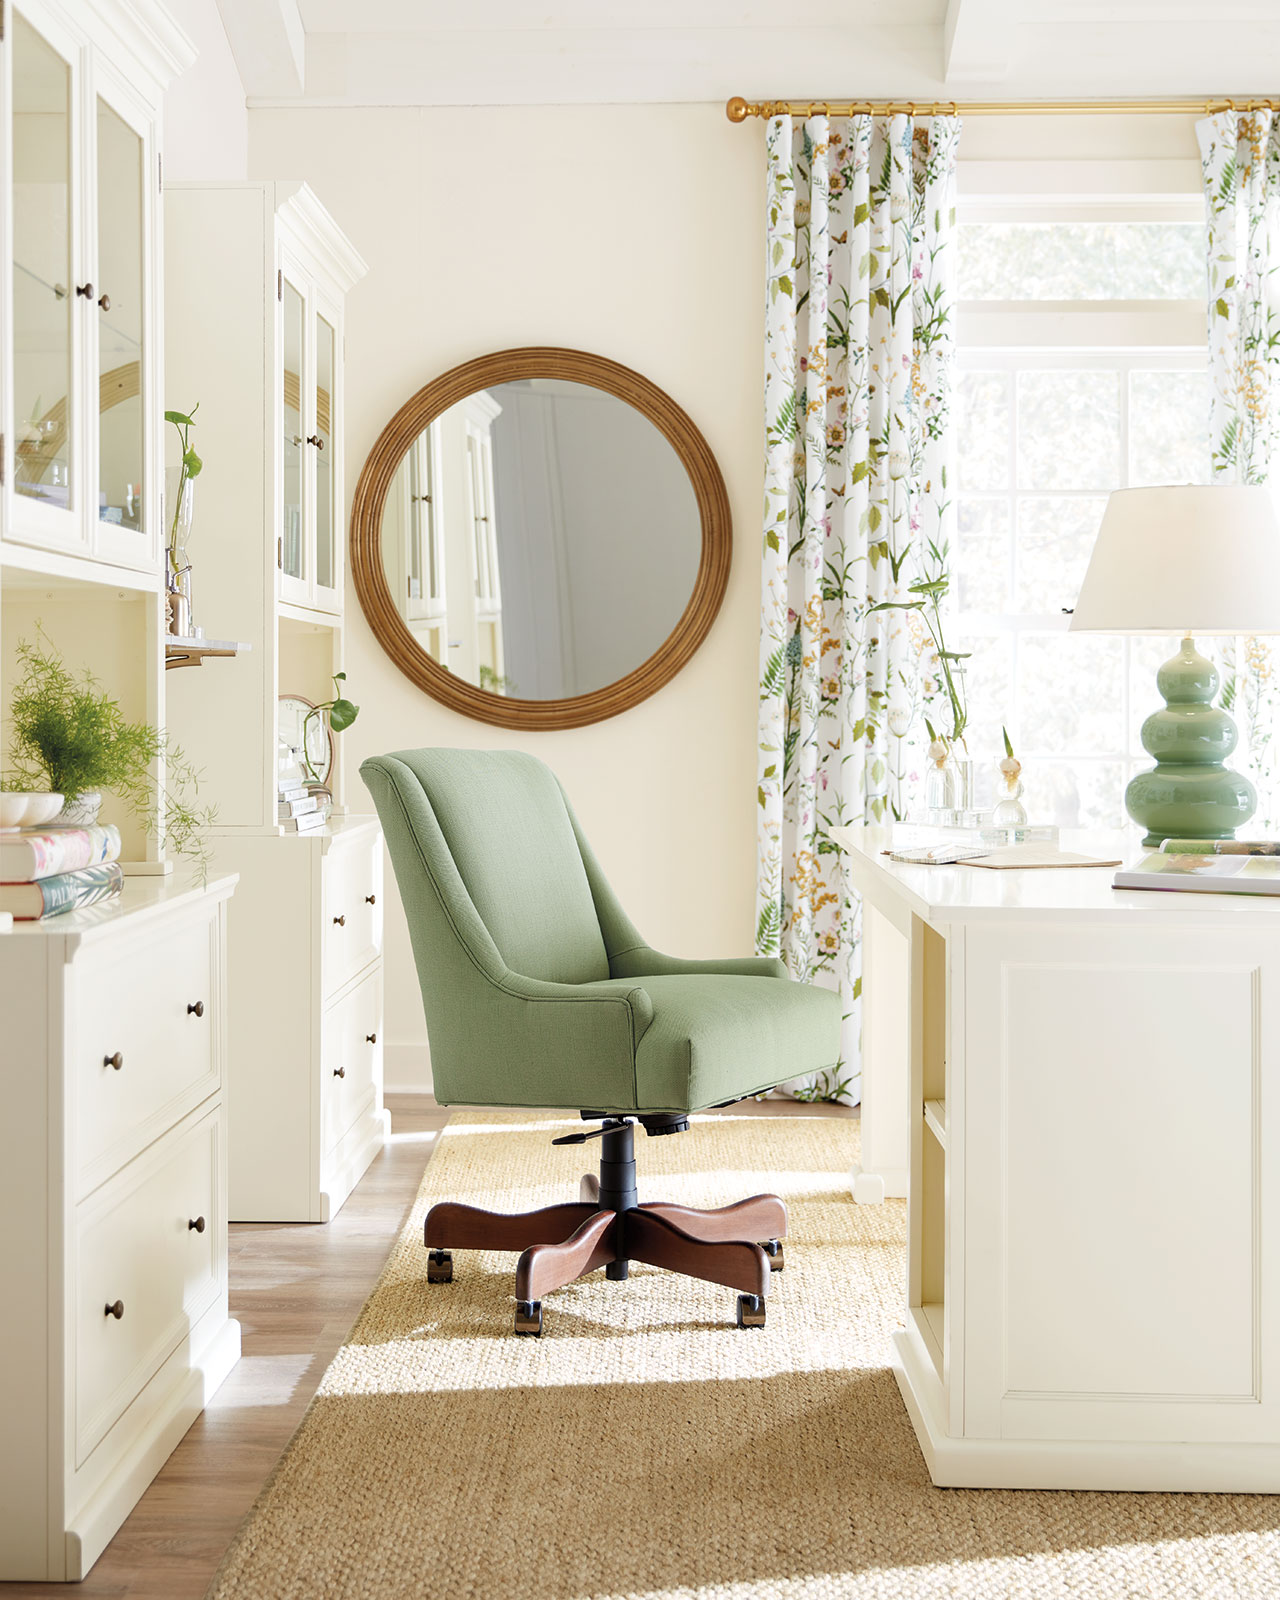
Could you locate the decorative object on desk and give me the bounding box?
[1070,485,1280,845]
[1115,851,1280,895]
[164,404,202,637]
[300,673,359,784]
[0,790,64,830]
[6,630,214,871]
[992,726,1028,828]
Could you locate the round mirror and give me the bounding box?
[350,348,730,730]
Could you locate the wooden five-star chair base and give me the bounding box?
[423,1116,787,1335]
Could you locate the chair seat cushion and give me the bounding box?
[626,973,842,1112]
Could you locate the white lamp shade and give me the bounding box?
[1069,484,1280,635]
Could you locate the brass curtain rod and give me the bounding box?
[726,94,1280,122]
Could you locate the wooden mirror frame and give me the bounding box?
[349,347,731,731]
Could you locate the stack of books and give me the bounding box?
[279,775,326,834]
[0,821,124,920]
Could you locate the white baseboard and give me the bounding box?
[384,1041,433,1097]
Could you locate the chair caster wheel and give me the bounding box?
[763,1239,784,1271]
[514,1299,543,1336]
[427,1249,453,1283]
[736,1293,766,1329]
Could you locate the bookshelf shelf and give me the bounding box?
[165,636,252,671]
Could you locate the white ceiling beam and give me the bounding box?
[943,0,1014,83]
[216,0,305,99]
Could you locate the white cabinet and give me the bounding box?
[2,0,190,582]
[218,817,389,1222]
[164,184,385,1221]
[165,182,368,831]
[0,875,240,1582]
[839,824,1280,1492]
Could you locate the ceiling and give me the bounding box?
[216,0,1280,107]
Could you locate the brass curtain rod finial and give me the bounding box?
[725,96,751,123]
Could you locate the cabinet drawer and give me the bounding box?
[76,908,218,1191]
[322,830,382,997]
[75,1108,221,1466]
[322,965,383,1155]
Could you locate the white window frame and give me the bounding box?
[953,186,1209,819]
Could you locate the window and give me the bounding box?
[953,198,1210,827]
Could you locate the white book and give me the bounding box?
[278,795,319,819]
[277,783,309,803]
[284,809,327,834]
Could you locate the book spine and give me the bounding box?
[14,863,124,919]
[1161,838,1280,856]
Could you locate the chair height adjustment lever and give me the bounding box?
[551,1118,632,1146]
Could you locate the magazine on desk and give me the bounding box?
[1115,852,1280,896]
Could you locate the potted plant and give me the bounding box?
[5,630,213,869]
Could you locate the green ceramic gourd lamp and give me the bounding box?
[1070,485,1280,846]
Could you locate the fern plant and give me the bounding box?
[6,630,214,873]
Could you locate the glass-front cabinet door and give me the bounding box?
[311,302,339,609]
[93,85,150,567]
[279,271,308,605]
[7,6,160,572]
[11,9,80,548]
[277,255,344,615]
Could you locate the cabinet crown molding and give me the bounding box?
[77,0,199,89]
[275,182,370,296]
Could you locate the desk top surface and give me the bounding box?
[830,825,1280,926]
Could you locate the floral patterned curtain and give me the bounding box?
[1199,110,1280,824]
[755,113,960,1102]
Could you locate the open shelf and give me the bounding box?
[924,1098,948,1150]
[165,635,252,670]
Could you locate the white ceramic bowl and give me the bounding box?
[0,791,64,829]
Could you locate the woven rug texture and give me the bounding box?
[206,1111,1280,1600]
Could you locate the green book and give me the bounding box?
[0,862,124,920]
[1160,839,1280,856]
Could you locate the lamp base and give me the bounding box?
[1125,636,1256,848]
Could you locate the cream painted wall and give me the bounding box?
[249,105,764,1090]
[163,0,248,182]
[246,103,1206,1092]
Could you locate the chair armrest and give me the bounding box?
[609,947,790,983]
[498,970,655,1039]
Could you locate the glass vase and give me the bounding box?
[924,746,975,825]
[166,471,195,637]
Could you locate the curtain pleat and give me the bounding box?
[1199,110,1280,825]
[756,114,960,1102]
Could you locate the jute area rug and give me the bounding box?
[207,1111,1280,1600]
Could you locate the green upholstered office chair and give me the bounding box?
[361,748,841,1336]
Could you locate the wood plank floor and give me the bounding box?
[2,1095,854,1598]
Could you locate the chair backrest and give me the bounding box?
[363,747,611,986]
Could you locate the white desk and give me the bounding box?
[832,825,1280,1492]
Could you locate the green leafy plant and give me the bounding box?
[867,542,969,750]
[6,630,214,873]
[165,404,202,579]
[301,672,359,782]
[478,664,516,695]
[791,1066,856,1105]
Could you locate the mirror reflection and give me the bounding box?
[379,378,702,700]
